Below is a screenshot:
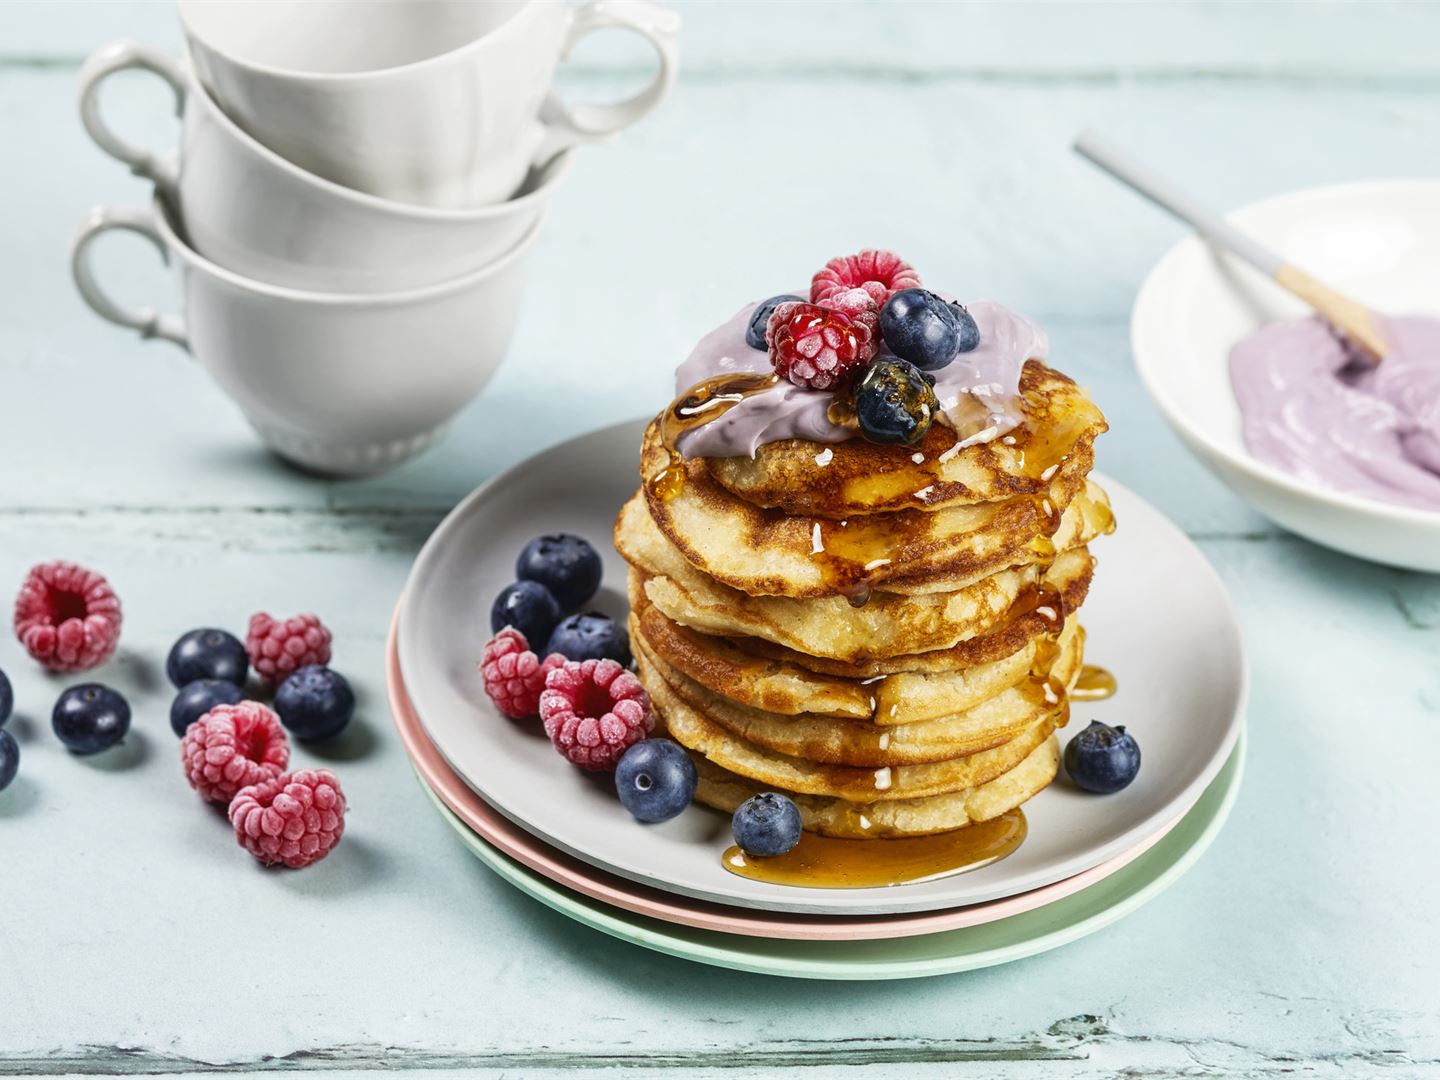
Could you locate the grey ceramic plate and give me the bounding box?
[417,729,1246,978]
[397,420,1247,915]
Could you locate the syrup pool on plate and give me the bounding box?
[722,811,1028,889]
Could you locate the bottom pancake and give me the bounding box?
[690,738,1061,839]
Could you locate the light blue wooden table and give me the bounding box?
[2,2,1438,1075]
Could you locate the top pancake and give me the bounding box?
[701,360,1107,517]
[639,435,1111,600]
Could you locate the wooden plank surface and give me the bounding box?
[2,2,1438,1076]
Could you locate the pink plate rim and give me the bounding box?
[387,610,1185,941]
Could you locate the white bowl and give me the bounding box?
[1132,180,1440,572]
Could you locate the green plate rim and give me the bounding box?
[415,727,1245,980]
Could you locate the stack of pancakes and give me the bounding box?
[615,360,1111,839]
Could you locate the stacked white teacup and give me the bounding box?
[71,0,679,476]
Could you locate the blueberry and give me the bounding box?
[854,358,940,445]
[745,294,806,351]
[491,580,563,646]
[169,678,244,737]
[516,534,603,610]
[878,288,980,371]
[615,739,697,823]
[275,665,355,741]
[0,729,18,792]
[732,792,803,857]
[546,612,630,665]
[52,683,131,754]
[1063,721,1141,794]
[166,628,249,688]
[0,667,12,727]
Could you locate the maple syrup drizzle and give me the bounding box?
[1072,664,1117,702]
[721,811,1026,889]
[649,372,781,502]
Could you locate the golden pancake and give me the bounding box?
[633,581,1081,726]
[729,552,1093,677]
[618,493,1092,662]
[704,360,1107,517]
[642,649,1060,801]
[633,600,876,719]
[635,618,1080,766]
[690,738,1061,839]
[640,423,1112,599]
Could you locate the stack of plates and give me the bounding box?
[389,422,1247,980]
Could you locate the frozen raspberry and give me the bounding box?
[229,768,345,869]
[181,701,289,804]
[13,560,122,673]
[822,287,881,361]
[811,249,921,307]
[539,658,653,771]
[481,627,565,719]
[246,612,332,686]
[766,302,871,391]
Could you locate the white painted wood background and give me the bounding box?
[1,1,1438,1075]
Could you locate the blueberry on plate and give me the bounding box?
[52,683,131,754]
[0,729,18,792]
[170,678,245,737]
[546,612,630,665]
[490,580,563,646]
[166,628,249,688]
[615,739,697,823]
[854,358,939,445]
[1063,720,1141,794]
[0,667,12,727]
[878,288,980,371]
[732,792,803,857]
[516,534,604,610]
[745,293,806,350]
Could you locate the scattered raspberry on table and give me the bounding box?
[246,612,332,686]
[229,768,346,869]
[13,560,122,673]
[181,701,289,804]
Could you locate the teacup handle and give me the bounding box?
[77,40,186,198]
[70,205,189,349]
[535,0,681,164]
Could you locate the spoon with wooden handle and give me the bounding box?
[1073,129,1389,361]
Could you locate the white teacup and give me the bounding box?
[79,41,568,294]
[177,0,680,208]
[70,198,541,476]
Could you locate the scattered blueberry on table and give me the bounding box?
[166,628,250,688]
[490,580,562,646]
[0,667,12,727]
[0,728,18,793]
[52,683,131,754]
[275,664,355,741]
[170,678,245,737]
[1064,720,1142,793]
[732,792,803,857]
[516,533,603,610]
[616,738,697,823]
[547,612,630,666]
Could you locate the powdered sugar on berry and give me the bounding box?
[673,295,1047,459]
